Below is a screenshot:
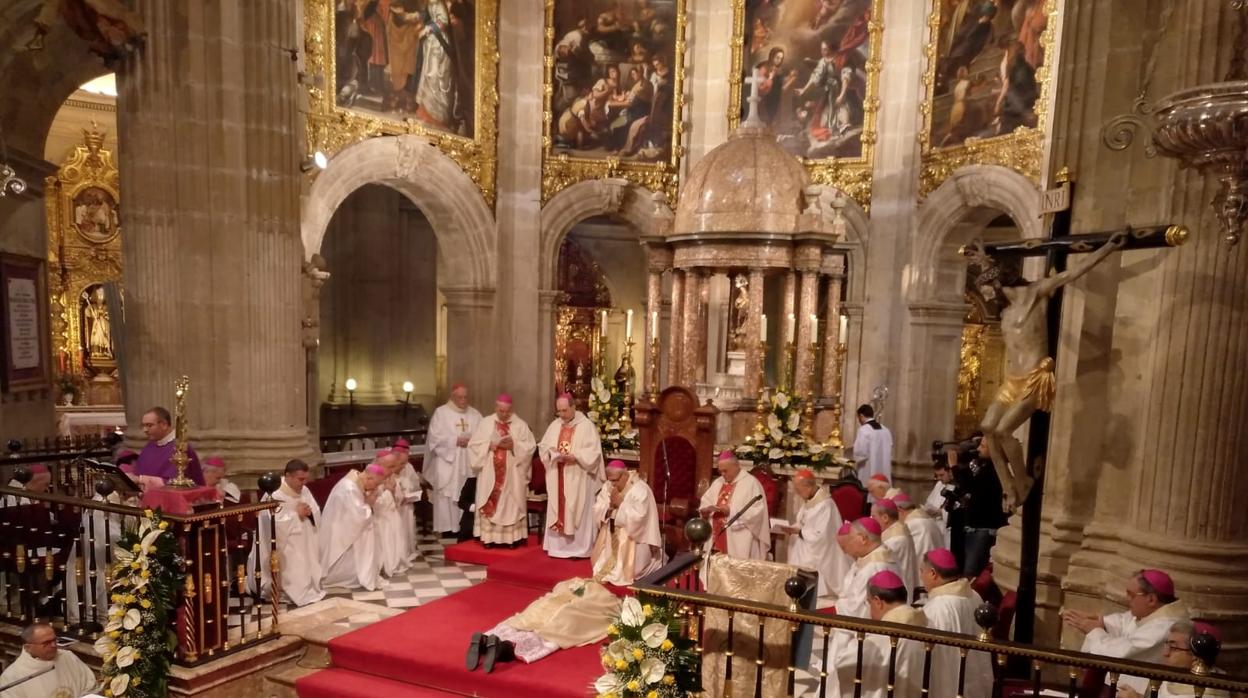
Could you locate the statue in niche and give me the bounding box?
[964,232,1126,511]
[81,285,113,363]
[730,274,749,350]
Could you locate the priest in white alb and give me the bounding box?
[776,468,851,598]
[872,497,919,598]
[590,460,664,585]
[830,571,927,698]
[319,463,384,591]
[894,491,946,558]
[920,548,993,698]
[852,404,893,483]
[0,623,97,698]
[272,459,325,606]
[425,384,482,535]
[698,450,769,560]
[468,393,537,546]
[836,517,901,619]
[538,393,605,558]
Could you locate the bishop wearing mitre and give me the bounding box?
[837,517,902,619]
[426,384,482,535]
[698,451,769,560]
[272,459,325,606]
[920,548,993,698]
[872,497,919,598]
[539,393,605,559]
[831,571,928,698]
[778,469,850,598]
[894,491,946,560]
[320,463,385,591]
[468,393,537,546]
[590,460,664,585]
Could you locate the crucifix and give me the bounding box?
[961,170,1188,646]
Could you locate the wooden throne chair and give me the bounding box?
[634,386,718,556]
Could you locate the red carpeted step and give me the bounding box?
[444,535,540,566]
[327,580,602,698]
[485,545,594,589]
[296,667,467,697]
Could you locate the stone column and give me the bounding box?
[780,271,797,388]
[117,0,316,476]
[535,289,562,424]
[680,269,705,386]
[668,269,686,385]
[743,269,766,397]
[821,257,847,399]
[644,246,672,396]
[441,286,499,404]
[795,265,820,397]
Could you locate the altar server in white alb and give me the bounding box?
[852,404,892,483]
[468,393,537,547]
[777,468,850,598]
[831,571,927,698]
[920,548,992,698]
[0,623,97,698]
[590,460,664,585]
[872,497,919,599]
[836,517,901,619]
[272,459,325,606]
[698,451,770,560]
[319,463,385,591]
[425,384,482,535]
[893,491,946,558]
[539,393,605,558]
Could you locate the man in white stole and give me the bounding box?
[778,468,851,598]
[872,498,919,599]
[372,449,410,576]
[697,451,769,560]
[836,517,901,619]
[320,463,384,591]
[831,571,927,698]
[272,459,325,606]
[895,491,947,557]
[539,393,605,558]
[425,384,482,535]
[0,623,97,698]
[920,548,992,698]
[468,393,537,546]
[590,461,663,585]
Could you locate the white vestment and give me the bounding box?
[881,521,919,600]
[830,605,927,698]
[1082,602,1189,693]
[837,545,900,619]
[785,488,851,597]
[539,411,605,558]
[924,481,951,526]
[215,478,241,504]
[904,509,947,559]
[373,482,409,576]
[852,421,893,482]
[425,403,482,533]
[319,471,380,591]
[0,649,97,698]
[396,463,422,559]
[922,578,993,698]
[65,492,123,625]
[698,470,770,560]
[590,472,664,585]
[273,482,325,606]
[468,413,537,544]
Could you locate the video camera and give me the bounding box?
[930,437,979,467]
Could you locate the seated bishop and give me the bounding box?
[872,498,919,599]
[272,459,325,606]
[920,548,992,698]
[538,393,605,559]
[831,571,927,698]
[779,468,851,599]
[319,463,384,591]
[836,517,901,619]
[590,460,664,585]
[467,393,537,547]
[698,451,770,560]
[1118,621,1229,698]
[894,491,946,560]
[202,456,241,504]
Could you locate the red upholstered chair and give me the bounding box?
[829,477,869,522]
[527,452,548,541]
[651,436,698,552]
[307,469,349,509]
[750,468,782,559]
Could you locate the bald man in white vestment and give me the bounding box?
[777,468,850,598]
[468,394,537,546]
[425,384,482,534]
[894,491,946,559]
[0,623,96,698]
[698,451,769,560]
[920,548,992,698]
[872,498,919,599]
[590,461,664,585]
[538,394,605,558]
[320,464,384,591]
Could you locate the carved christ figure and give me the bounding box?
[967,230,1127,510]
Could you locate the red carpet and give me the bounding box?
[316,580,602,698]
[442,535,540,566]
[296,668,467,697]
[485,545,594,589]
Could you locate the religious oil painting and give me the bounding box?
[303,0,499,205]
[71,185,119,245]
[728,0,884,207]
[541,0,688,204]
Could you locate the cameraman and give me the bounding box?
[933,436,1008,577]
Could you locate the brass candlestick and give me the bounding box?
[802,342,819,440]
[620,338,635,433]
[752,340,769,441]
[782,341,797,393]
[168,375,196,488]
[647,336,661,402]
[825,343,848,449]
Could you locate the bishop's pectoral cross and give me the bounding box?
[456,417,468,433]
[963,171,1187,648]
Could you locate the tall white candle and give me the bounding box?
[625,309,633,340]
[839,314,848,344]
[810,314,818,343]
[787,313,795,344]
[650,311,658,338]
[760,313,768,341]
[601,309,608,337]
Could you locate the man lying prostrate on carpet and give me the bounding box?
[319,463,385,591]
[590,460,664,585]
[466,577,622,673]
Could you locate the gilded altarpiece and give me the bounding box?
[541,0,688,204]
[45,127,123,406]
[954,258,1016,438]
[919,0,1059,197]
[728,0,884,209]
[554,238,611,407]
[303,0,500,206]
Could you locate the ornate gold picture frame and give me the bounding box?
[918,0,1058,197]
[303,0,499,206]
[541,0,688,204]
[727,0,884,209]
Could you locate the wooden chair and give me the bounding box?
[526,452,548,541]
[829,474,869,522]
[634,387,718,556]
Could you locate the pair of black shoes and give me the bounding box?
[465,631,516,673]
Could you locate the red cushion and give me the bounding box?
[650,436,697,504]
[529,453,547,495]
[830,482,868,522]
[751,469,781,517]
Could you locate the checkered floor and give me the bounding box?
[321,531,486,611]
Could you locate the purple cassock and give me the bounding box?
[135,440,205,485]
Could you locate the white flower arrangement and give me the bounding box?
[595,597,698,698]
[735,390,838,471]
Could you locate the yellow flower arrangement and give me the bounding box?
[595,597,698,698]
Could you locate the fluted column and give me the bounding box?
[821,258,846,399]
[668,269,686,386]
[743,269,766,396]
[117,0,315,476]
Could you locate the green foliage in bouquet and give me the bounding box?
[732,389,838,470]
[594,596,700,698]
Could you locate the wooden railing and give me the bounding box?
[633,553,1248,698]
[318,427,428,454]
[0,454,281,665]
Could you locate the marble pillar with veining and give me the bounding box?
[744,269,766,397]
[668,270,686,386]
[795,269,820,398]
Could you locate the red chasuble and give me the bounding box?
[711,481,736,554]
[480,420,511,518]
[553,422,577,532]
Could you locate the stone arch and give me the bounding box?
[301,135,496,288]
[912,164,1044,304]
[817,187,871,303]
[538,178,673,290]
